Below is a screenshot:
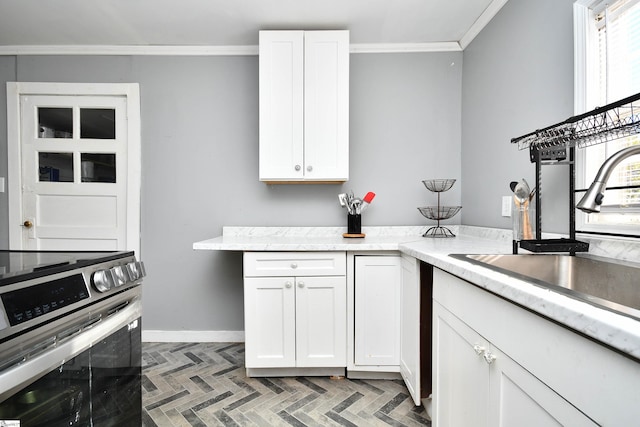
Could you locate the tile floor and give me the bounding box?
[142,342,431,427]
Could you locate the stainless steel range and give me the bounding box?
[0,250,145,426]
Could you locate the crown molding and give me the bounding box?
[0,44,260,56]
[459,0,509,49]
[350,42,461,53]
[0,41,463,56]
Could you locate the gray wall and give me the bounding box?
[461,0,576,233]
[0,51,462,332]
[0,0,582,333]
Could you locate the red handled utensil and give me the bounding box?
[361,192,376,211]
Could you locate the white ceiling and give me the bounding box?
[0,0,508,54]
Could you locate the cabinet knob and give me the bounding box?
[298,281,305,288]
[291,263,298,269]
[483,351,497,365]
[306,165,313,172]
[295,165,301,171]
[285,281,292,288]
[473,344,485,356]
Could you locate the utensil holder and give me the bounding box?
[512,196,535,240]
[512,195,536,254]
[347,213,361,234]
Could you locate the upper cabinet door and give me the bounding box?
[259,30,349,183]
[303,31,349,182]
[259,31,304,182]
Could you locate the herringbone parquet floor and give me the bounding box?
[142,342,430,427]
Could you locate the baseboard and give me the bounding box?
[142,330,244,343]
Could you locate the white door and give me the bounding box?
[258,30,304,181]
[432,301,490,426]
[303,30,349,181]
[354,255,401,366]
[244,277,297,368]
[295,275,347,367]
[400,254,422,405]
[489,345,598,427]
[7,83,141,254]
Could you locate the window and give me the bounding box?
[575,0,640,236]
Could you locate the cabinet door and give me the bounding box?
[295,276,347,367]
[433,302,490,427]
[354,256,401,366]
[489,346,598,427]
[399,254,422,405]
[259,30,304,181]
[244,277,296,368]
[303,31,349,181]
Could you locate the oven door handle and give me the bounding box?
[81,316,102,330]
[107,301,130,316]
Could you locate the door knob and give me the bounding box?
[22,220,33,228]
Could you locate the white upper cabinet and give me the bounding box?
[259,30,349,183]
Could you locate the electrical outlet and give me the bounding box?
[501,196,512,217]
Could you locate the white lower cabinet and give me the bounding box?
[243,252,347,374]
[354,255,402,366]
[433,301,596,426]
[433,268,640,426]
[349,253,423,407]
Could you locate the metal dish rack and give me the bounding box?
[510,91,640,253]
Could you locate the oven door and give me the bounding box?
[0,299,142,426]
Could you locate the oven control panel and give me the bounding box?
[0,253,145,343]
[91,261,146,292]
[1,274,89,326]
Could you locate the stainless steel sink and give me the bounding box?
[450,254,640,321]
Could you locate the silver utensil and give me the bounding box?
[514,179,533,240]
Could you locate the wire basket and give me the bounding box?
[422,179,456,192]
[418,206,461,220]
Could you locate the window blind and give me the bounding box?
[583,0,640,215]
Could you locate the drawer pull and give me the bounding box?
[291,263,298,269]
[473,344,485,356]
[285,281,293,289]
[298,281,305,288]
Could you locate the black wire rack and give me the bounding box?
[511,92,640,151]
[509,91,640,252]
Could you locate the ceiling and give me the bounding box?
[0,0,508,53]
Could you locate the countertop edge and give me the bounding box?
[401,243,640,362]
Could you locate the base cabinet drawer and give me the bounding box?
[244,251,346,277]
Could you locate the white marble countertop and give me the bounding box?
[194,225,640,361]
[193,226,430,251]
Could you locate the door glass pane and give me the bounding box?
[38,107,73,138]
[39,152,73,182]
[80,108,116,139]
[81,153,116,183]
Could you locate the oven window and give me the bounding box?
[0,349,91,425]
[90,319,141,426]
[0,318,141,426]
